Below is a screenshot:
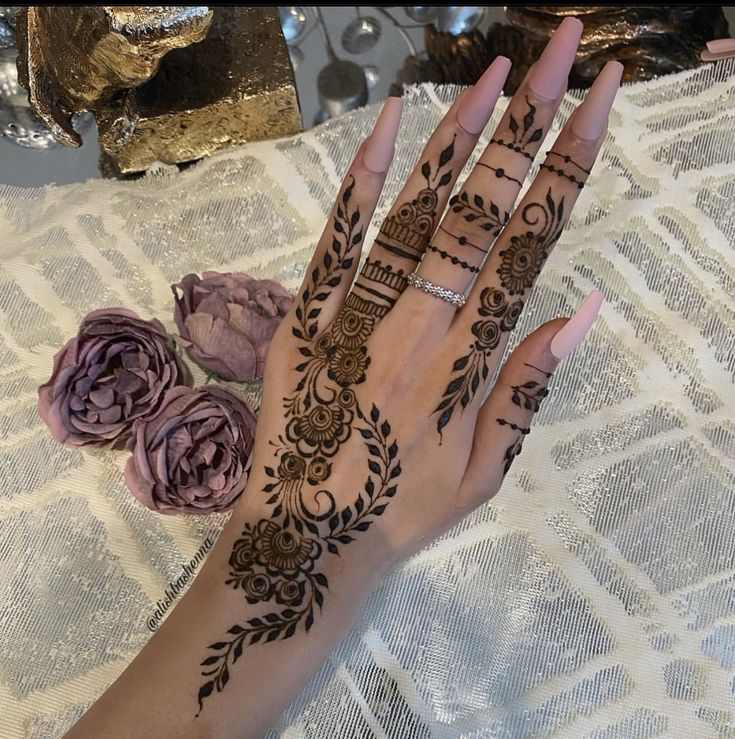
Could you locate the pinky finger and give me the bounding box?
[458,291,603,510]
[291,97,403,342]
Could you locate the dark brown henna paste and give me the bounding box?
[196,174,403,716]
[373,136,456,265]
[496,364,552,474]
[433,189,564,438]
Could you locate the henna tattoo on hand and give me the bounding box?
[476,161,524,187]
[425,244,480,273]
[195,173,404,717]
[497,188,564,296]
[432,287,523,439]
[496,363,551,474]
[489,97,545,161]
[539,151,591,190]
[432,189,564,438]
[373,136,456,265]
[448,190,509,240]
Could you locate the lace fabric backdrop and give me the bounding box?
[0,59,734,738]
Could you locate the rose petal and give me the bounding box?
[89,387,115,409]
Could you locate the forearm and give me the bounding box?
[64,481,390,739]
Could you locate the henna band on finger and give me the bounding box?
[476,161,523,187]
[426,244,480,273]
[438,225,488,254]
[540,151,590,189]
[546,150,591,174]
[539,162,585,189]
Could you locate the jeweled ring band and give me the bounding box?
[406,272,466,308]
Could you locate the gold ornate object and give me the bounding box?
[15,6,214,147]
[15,6,302,173]
[504,6,729,89]
[395,5,729,95]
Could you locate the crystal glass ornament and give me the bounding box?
[278,6,308,45]
[405,6,439,24]
[341,15,381,54]
[437,6,486,34]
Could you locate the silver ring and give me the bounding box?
[406,272,466,308]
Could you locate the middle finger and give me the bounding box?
[408,17,583,305]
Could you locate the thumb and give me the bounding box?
[457,291,603,511]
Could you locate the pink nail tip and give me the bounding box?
[549,291,603,360]
[571,61,623,141]
[363,96,403,173]
[528,16,583,101]
[457,56,511,134]
[701,48,735,62]
[706,38,735,53]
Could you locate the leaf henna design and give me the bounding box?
[433,287,523,439]
[372,136,456,265]
[432,189,564,438]
[196,174,403,716]
[489,96,544,161]
[496,363,552,474]
[292,176,364,344]
[438,190,510,254]
[479,96,546,187]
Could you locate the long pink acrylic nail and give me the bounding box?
[701,48,735,62]
[457,56,512,134]
[707,38,735,54]
[363,96,403,173]
[549,290,603,360]
[571,60,623,140]
[528,17,583,100]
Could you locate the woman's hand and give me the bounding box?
[64,18,623,739]
[207,14,620,713]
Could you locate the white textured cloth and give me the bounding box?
[1,60,735,738]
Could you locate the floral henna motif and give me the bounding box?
[196,172,403,716]
[496,363,552,474]
[372,136,456,265]
[433,287,523,438]
[497,188,564,296]
[433,190,564,438]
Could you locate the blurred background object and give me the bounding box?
[1,6,732,184]
[395,5,730,92]
[10,5,300,173]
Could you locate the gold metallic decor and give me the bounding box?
[394,5,729,95]
[503,6,729,90]
[15,6,302,173]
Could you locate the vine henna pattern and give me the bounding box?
[496,363,552,474]
[432,188,564,438]
[195,177,402,715]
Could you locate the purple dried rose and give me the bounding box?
[124,385,256,515]
[172,271,294,382]
[37,308,190,449]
